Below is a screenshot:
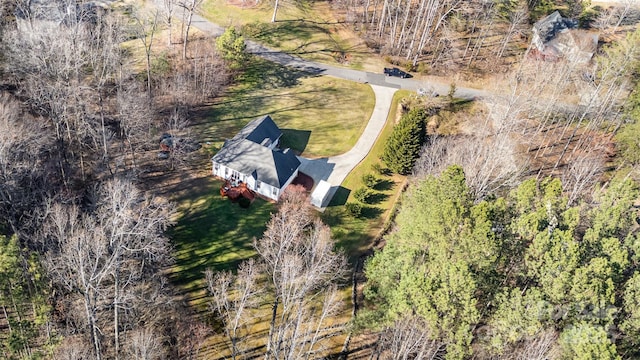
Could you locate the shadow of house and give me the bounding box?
[211,115,301,202]
[280,129,311,154]
[328,186,350,207]
[531,11,599,64]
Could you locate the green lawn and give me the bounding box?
[321,90,411,261]
[198,56,375,157]
[201,0,381,70]
[168,177,275,294]
[169,57,374,296]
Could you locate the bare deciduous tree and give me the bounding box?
[52,336,93,360]
[132,8,160,98]
[496,2,528,59]
[125,326,165,360]
[594,0,640,34]
[45,179,173,360]
[206,190,349,360]
[372,316,444,360]
[495,328,559,360]
[256,190,348,360]
[0,93,50,236]
[4,2,135,185]
[415,136,522,201]
[95,179,173,359]
[45,203,108,360]
[561,148,606,206]
[206,258,263,360]
[116,81,155,172]
[159,41,230,108]
[163,0,176,46]
[179,0,204,60]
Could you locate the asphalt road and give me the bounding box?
[180,5,489,99]
[246,38,490,99]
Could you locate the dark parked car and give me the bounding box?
[384,67,410,78]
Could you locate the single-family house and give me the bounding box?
[531,11,598,64]
[211,115,301,201]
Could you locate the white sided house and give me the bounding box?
[211,115,301,201]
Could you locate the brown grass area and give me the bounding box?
[517,122,616,178]
[226,0,261,9]
[195,287,354,359]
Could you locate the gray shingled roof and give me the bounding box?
[533,11,577,44]
[231,115,281,145]
[212,116,300,188]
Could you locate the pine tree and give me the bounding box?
[215,27,249,70]
[381,108,427,175]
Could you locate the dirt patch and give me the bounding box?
[520,123,616,178]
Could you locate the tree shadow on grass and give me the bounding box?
[360,205,382,219]
[168,194,275,294]
[243,20,330,48]
[236,57,317,91]
[244,19,375,63]
[320,207,344,228]
[367,192,389,205]
[280,129,311,153]
[193,88,326,144]
[373,179,395,191]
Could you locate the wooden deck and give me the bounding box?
[220,181,255,201]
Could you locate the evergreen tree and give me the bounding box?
[559,323,620,360]
[215,27,250,70]
[363,166,640,358]
[381,107,427,175]
[0,235,51,358]
[364,166,494,359]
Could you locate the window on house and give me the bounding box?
[272,187,278,196]
[225,168,229,176]
[214,163,219,171]
[256,181,261,189]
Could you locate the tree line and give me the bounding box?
[0,0,235,358]
[332,0,637,74]
[358,13,640,359]
[362,165,640,359]
[206,189,349,360]
[2,0,640,359]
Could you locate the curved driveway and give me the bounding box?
[178,7,482,204]
[296,85,397,195]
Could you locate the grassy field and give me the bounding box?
[201,0,383,71]
[321,90,410,260]
[198,56,375,157]
[168,176,275,296]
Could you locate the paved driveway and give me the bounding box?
[297,85,397,187]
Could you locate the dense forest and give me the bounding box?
[0,0,639,359]
[363,166,640,359]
